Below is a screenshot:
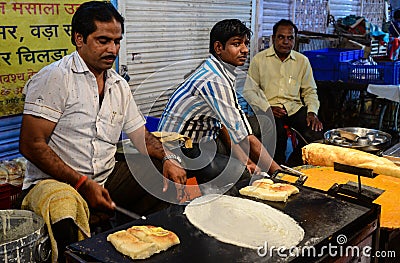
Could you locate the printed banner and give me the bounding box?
[0,0,86,117]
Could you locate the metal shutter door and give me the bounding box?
[120,0,253,117]
[262,0,293,38]
[330,0,361,20]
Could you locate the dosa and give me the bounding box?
[184,194,304,249]
[302,143,400,178]
[239,179,299,202]
[107,225,180,260]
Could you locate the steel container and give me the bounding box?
[0,210,51,262]
[324,127,391,152]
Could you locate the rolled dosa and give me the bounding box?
[302,143,400,178]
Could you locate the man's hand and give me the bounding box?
[246,160,261,175]
[271,106,287,118]
[162,159,187,200]
[79,178,114,211]
[128,126,187,200]
[306,112,323,131]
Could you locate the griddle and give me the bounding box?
[67,180,380,263]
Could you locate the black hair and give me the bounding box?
[272,19,298,36]
[71,1,124,46]
[209,19,252,56]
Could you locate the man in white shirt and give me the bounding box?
[19,2,186,262]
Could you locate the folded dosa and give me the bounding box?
[302,143,400,178]
[127,225,180,252]
[107,225,180,260]
[107,230,158,260]
[239,179,299,202]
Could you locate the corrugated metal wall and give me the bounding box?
[330,0,361,20]
[121,0,253,117]
[262,0,293,38]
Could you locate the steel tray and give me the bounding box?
[324,127,391,152]
[382,142,400,165]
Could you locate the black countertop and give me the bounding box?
[67,182,380,263]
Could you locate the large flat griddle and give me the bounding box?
[67,182,380,262]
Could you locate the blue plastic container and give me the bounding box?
[119,115,161,141]
[303,48,364,81]
[0,115,22,161]
[144,116,161,132]
[338,61,400,85]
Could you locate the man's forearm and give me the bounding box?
[19,114,84,187]
[21,140,82,186]
[245,135,280,173]
[143,131,168,159]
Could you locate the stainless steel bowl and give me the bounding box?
[324,127,391,152]
[0,210,51,262]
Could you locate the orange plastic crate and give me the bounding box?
[0,183,22,209]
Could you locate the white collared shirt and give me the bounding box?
[22,51,144,188]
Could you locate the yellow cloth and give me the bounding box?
[243,46,320,115]
[151,131,192,148]
[21,179,90,262]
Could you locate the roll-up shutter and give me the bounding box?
[329,0,361,20]
[120,0,253,117]
[262,0,293,39]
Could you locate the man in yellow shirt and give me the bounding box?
[243,19,323,166]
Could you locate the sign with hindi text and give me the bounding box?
[0,0,85,117]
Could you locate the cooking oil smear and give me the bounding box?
[1,213,11,238]
[16,246,20,263]
[2,214,5,237]
[3,245,7,263]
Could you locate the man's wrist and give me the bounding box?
[162,154,182,165]
[75,175,88,191]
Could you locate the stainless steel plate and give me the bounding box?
[324,127,391,152]
[382,142,400,165]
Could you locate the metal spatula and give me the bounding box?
[114,205,146,220]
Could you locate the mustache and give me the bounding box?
[102,55,116,60]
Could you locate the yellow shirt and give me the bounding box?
[243,46,319,116]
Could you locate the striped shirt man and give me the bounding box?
[158,55,252,144]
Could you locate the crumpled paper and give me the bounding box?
[151,131,192,149]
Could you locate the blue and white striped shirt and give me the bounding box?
[158,55,252,144]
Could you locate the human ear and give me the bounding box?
[75,33,84,47]
[214,41,223,55]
